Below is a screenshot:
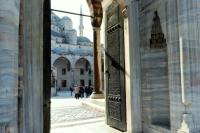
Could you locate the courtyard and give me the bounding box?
[50,91,123,133]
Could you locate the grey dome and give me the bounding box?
[51,12,60,26]
[61,16,72,21]
[77,36,91,44]
[60,16,73,30]
[65,29,77,44]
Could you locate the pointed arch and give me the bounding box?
[75,57,91,71]
[53,57,71,71]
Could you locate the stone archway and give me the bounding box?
[53,57,71,90]
[74,58,93,86]
[75,58,91,70]
[53,57,71,71]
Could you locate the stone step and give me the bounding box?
[51,117,105,129]
[82,99,105,113]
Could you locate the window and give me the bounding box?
[62,80,67,87]
[62,68,66,75]
[80,69,84,75]
[88,69,92,75]
[89,80,92,86]
[80,80,85,86]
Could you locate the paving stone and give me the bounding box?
[51,91,104,126]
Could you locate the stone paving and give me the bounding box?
[51,92,104,125]
[51,91,104,128]
[51,91,123,133]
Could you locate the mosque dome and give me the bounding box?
[51,12,60,26]
[60,16,73,30]
[62,16,72,21]
[77,36,91,45]
[65,29,77,44]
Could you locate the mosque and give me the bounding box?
[50,8,96,93]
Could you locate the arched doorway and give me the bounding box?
[74,58,92,86]
[53,57,71,90]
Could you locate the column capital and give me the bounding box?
[93,27,101,31]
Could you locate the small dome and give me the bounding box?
[77,36,91,44]
[60,16,73,30]
[61,16,72,21]
[51,12,60,26]
[65,29,77,44]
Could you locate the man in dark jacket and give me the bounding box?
[79,86,84,98]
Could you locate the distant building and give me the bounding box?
[51,9,95,91]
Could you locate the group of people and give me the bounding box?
[70,85,93,99]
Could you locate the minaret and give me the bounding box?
[79,5,84,36]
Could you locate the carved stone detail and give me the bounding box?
[150,11,166,49]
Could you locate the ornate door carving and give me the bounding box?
[105,1,126,131]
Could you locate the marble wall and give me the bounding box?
[0,0,20,132]
[23,0,44,132]
[136,0,200,132]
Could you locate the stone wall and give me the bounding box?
[0,0,20,132]
[137,0,200,132]
[138,1,170,132]
[52,56,94,89]
[23,0,44,132]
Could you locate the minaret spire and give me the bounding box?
[79,5,84,36]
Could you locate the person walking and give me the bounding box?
[80,86,84,98]
[88,85,93,95]
[85,86,90,98]
[74,85,80,99]
[70,86,73,96]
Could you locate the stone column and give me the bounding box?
[88,1,104,99]
[23,0,44,132]
[0,0,20,132]
[90,27,104,99]
[123,1,142,132]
